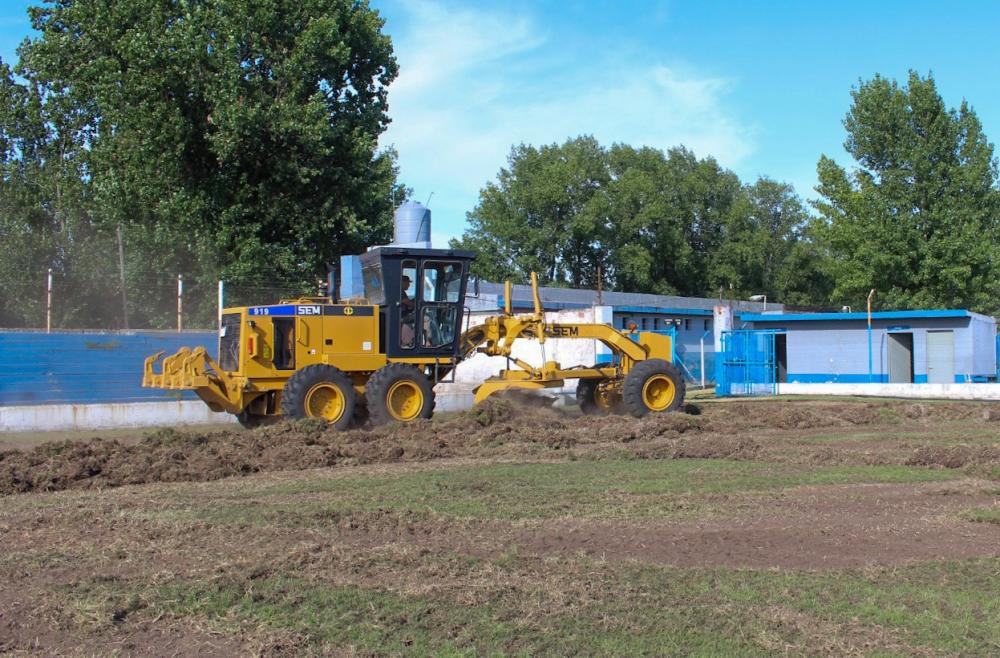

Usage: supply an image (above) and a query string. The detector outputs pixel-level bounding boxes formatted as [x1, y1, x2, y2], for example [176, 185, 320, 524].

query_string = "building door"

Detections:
[887, 332, 913, 383]
[926, 330, 955, 384]
[774, 334, 788, 383]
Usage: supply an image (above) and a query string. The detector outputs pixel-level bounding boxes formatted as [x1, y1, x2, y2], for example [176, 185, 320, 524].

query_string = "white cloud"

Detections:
[380, 0, 756, 245]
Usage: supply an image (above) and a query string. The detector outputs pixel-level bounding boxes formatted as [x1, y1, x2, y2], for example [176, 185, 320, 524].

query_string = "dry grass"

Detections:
[2, 398, 1000, 655]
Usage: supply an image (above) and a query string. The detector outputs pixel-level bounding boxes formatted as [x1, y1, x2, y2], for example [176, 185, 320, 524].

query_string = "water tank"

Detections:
[393, 201, 431, 247]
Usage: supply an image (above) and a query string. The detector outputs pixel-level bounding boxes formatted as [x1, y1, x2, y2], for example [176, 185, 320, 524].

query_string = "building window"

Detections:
[704, 319, 710, 331]
[684, 319, 690, 331]
[620, 316, 630, 329]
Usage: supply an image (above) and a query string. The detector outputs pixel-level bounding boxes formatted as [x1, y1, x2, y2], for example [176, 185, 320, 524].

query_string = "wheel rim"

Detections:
[386, 381, 424, 421]
[304, 383, 346, 422]
[641, 374, 675, 411]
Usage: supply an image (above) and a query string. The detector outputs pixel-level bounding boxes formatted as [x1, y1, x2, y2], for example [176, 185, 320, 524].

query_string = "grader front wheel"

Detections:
[366, 363, 435, 425]
[622, 359, 685, 417]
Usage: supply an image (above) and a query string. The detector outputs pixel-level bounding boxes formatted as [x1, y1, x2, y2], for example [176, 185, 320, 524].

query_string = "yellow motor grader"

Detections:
[143, 246, 685, 428]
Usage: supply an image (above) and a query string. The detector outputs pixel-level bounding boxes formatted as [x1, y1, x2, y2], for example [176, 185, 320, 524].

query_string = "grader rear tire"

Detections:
[622, 359, 685, 418]
[366, 363, 435, 425]
[281, 364, 357, 430]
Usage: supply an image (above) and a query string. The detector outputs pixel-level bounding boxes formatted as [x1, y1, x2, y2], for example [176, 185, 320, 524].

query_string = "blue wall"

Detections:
[0, 330, 217, 406]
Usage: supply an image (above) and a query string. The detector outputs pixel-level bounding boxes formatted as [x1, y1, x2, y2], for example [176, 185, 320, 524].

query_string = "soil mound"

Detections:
[4, 398, 1000, 496]
[905, 445, 1000, 469]
[705, 400, 1000, 432]
[0, 400, 575, 495]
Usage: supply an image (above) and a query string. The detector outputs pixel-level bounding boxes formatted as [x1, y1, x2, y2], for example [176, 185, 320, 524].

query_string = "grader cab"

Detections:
[143, 246, 685, 428]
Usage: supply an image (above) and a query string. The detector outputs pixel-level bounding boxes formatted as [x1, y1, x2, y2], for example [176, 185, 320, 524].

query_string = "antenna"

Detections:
[424, 192, 434, 207]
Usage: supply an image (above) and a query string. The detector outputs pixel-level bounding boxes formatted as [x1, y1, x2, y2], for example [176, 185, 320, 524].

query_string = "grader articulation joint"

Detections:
[143, 248, 685, 427]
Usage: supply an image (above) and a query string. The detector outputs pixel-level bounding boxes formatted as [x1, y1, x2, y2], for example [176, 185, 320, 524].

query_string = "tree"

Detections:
[454, 136, 609, 287]
[711, 178, 831, 305]
[814, 71, 1000, 313]
[454, 137, 752, 297]
[1, 0, 406, 328]
[0, 57, 114, 328]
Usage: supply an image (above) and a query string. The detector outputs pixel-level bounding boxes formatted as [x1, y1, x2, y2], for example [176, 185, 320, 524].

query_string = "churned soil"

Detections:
[513, 479, 1000, 569]
[3, 398, 1000, 495]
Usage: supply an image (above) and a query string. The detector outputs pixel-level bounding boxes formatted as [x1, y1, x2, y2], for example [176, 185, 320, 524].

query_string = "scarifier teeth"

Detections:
[142, 351, 166, 388]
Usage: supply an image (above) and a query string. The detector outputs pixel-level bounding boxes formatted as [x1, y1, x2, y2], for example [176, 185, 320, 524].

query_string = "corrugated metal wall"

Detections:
[0, 330, 217, 406]
[748, 316, 995, 383]
[970, 314, 997, 377]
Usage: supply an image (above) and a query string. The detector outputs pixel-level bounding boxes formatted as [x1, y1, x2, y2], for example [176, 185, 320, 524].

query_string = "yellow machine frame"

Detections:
[461, 274, 672, 404]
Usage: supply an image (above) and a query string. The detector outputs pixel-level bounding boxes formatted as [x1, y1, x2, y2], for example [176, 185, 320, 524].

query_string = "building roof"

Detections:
[742, 309, 977, 323]
[477, 281, 774, 314]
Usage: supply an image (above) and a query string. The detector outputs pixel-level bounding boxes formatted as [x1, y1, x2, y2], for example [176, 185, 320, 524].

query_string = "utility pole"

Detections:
[217, 280, 224, 328]
[867, 289, 876, 383]
[46, 268, 52, 333]
[116, 223, 129, 329]
[177, 274, 183, 332]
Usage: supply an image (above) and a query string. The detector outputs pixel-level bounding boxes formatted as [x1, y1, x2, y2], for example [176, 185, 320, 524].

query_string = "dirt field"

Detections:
[2, 397, 999, 656]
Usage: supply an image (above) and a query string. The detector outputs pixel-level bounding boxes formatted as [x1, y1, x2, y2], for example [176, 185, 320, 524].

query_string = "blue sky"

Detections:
[4, 1, 1000, 245]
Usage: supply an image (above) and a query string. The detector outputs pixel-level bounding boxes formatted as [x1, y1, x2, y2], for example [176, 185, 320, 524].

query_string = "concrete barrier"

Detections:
[0, 401, 237, 432]
[778, 382, 1000, 400]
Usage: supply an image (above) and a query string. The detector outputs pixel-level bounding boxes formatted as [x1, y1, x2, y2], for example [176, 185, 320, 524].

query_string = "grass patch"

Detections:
[62, 554, 1000, 656]
[963, 506, 1000, 525]
[150, 459, 961, 528]
[151, 573, 767, 657]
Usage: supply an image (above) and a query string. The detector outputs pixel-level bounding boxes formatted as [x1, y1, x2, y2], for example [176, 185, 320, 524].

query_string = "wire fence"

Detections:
[0, 270, 322, 331]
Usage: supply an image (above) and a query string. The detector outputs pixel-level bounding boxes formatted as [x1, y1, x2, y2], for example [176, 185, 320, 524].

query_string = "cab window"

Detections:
[420, 306, 458, 348]
[400, 260, 417, 349]
[362, 262, 385, 305]
[422, 261, 461, 303]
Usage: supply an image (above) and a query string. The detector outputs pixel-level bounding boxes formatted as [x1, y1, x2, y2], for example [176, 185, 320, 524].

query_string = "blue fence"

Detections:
[716, 330, 776, 397]
[0, 330, 217, 406]
[675, 346, 715, 386]
[595, 327, 716, 385]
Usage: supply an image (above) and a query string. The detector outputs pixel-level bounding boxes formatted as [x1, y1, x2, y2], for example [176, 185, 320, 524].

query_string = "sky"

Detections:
[3, 0, 1000, 246]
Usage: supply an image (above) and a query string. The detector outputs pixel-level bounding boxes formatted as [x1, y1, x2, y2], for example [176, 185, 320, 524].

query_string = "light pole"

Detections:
[867, 289, 876, 383]
[749, 294, 767, 312]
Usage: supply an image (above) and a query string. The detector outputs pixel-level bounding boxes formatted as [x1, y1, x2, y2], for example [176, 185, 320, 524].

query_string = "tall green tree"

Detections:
[454, 136, 609, 287]
[712, 178, 831, 305]
[455, 137, 790, 299]
[815, 71, 1000, 312]
[1, 0, 406, 328]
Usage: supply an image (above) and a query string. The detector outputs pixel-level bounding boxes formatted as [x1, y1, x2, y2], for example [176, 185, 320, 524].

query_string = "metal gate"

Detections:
[716, 330, 776, 397]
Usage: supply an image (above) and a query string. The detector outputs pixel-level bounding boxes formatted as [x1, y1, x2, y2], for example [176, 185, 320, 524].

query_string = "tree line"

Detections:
[454, 72, 1000, 315]
[1, 1, 998, 328]
[0, 0, 405, 329]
